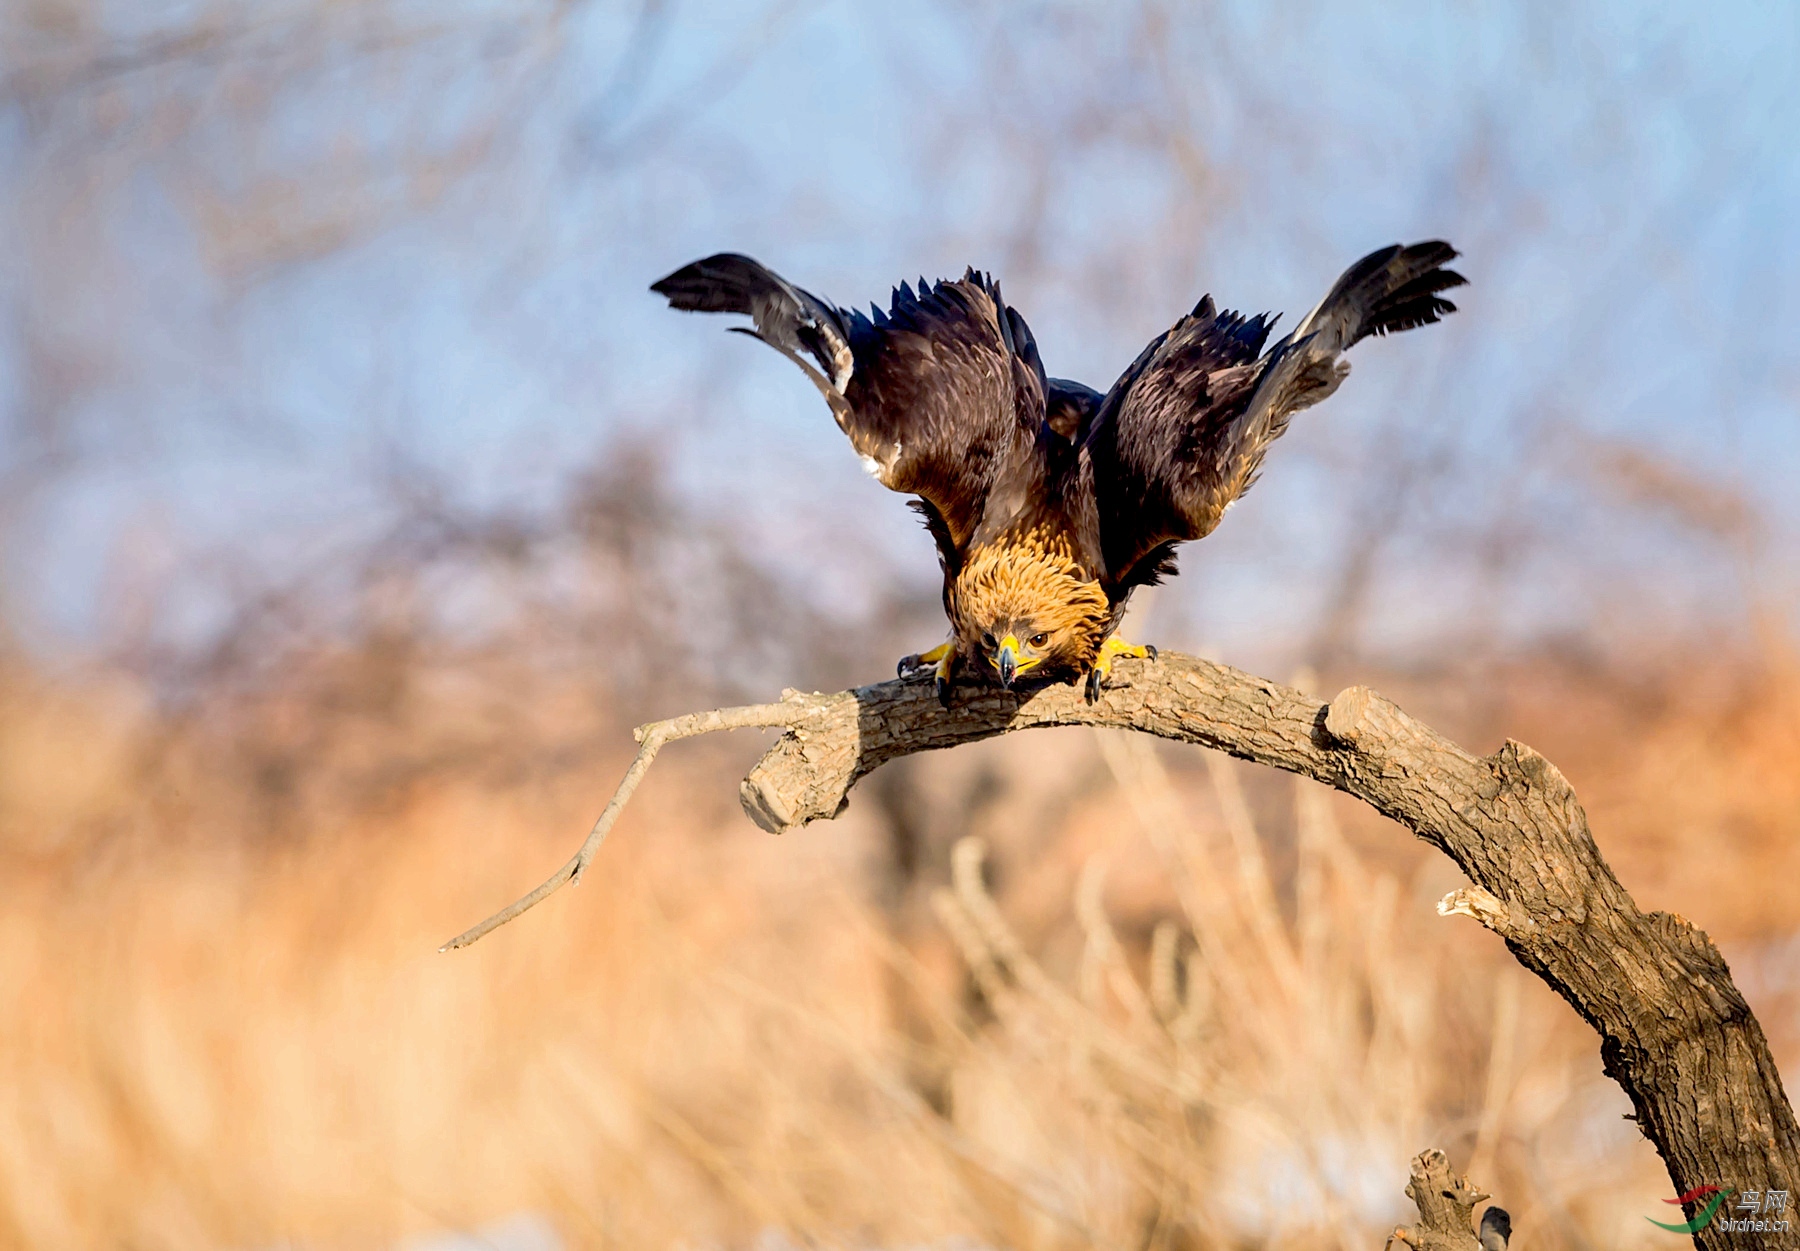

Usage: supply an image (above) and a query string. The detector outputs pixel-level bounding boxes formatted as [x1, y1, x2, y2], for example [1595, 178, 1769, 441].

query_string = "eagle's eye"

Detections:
[1028, 632, 1050, 648]
[980, 632, 997, 650]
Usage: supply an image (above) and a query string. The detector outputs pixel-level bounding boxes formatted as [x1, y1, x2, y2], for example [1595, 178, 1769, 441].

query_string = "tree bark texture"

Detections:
[738, 652, 1799, 1251]
[1388, 1149, 1495, 1251]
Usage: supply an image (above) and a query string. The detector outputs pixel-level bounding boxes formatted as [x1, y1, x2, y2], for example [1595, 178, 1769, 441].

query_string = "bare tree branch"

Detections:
[439, 700, 799, 950]
[1385, 1149, 1494, 1251]
[445, 650, 1799, 1250]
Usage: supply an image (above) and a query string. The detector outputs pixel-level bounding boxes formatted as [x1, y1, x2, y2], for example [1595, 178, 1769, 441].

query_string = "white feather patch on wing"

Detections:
[858, 441, 902, 486]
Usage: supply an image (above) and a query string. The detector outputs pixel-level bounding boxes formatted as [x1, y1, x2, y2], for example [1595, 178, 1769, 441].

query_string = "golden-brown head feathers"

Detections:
[949, 527, 1111, 683]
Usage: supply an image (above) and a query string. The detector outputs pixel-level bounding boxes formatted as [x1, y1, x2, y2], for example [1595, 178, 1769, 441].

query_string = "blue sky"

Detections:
[3, 0, 1798, 667]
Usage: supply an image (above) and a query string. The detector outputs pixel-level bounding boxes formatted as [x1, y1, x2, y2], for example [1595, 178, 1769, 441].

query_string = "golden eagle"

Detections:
[652, 243, 1464, 704]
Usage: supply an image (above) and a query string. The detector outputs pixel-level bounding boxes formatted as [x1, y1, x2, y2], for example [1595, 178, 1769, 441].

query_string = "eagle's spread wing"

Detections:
[1081, 298, 1278, 591]
[651, 254, 1046, 570]
[1084, 241, 1464, 592]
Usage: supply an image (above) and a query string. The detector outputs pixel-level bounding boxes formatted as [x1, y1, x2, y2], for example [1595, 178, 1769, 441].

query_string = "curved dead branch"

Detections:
[445, 650, 1798, 1251]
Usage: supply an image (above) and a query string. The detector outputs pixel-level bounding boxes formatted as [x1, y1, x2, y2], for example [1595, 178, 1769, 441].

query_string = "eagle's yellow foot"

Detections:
[1083, 636, 1158, 703]
[897, 640, 952, 677]
[898, 641, 958, 708]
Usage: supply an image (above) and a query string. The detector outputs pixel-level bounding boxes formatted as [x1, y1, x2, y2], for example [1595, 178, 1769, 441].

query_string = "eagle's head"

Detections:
[950, 532, 1111, 687]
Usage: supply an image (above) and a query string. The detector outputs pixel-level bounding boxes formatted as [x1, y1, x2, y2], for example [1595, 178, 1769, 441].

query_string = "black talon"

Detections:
[935, 676, 953, 708]
[1144, 644, 1158, 660]
[897, 655, 915, 678]
[1084, 668, 1103, 704]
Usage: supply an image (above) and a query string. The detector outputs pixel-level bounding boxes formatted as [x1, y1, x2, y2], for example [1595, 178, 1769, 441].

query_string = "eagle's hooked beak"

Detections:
[995, 635, 1020, 688]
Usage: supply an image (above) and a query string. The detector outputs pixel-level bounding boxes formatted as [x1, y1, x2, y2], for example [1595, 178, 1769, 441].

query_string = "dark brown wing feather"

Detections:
[840, 273, 1047, 562]
[1085, 242, 1464, 595]
[652, 254, 1047, 572]
[1082, 296, 1277, 592]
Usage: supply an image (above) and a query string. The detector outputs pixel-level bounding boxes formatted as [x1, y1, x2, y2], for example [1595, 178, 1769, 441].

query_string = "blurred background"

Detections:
[2, 1, 1797, 1247]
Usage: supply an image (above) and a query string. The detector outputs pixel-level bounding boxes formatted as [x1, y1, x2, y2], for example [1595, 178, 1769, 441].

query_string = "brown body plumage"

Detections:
[652, 243, 1465, 702]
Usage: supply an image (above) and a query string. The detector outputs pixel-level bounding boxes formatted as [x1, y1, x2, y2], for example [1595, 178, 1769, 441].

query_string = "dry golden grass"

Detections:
[0, 629, 1793, 1250]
